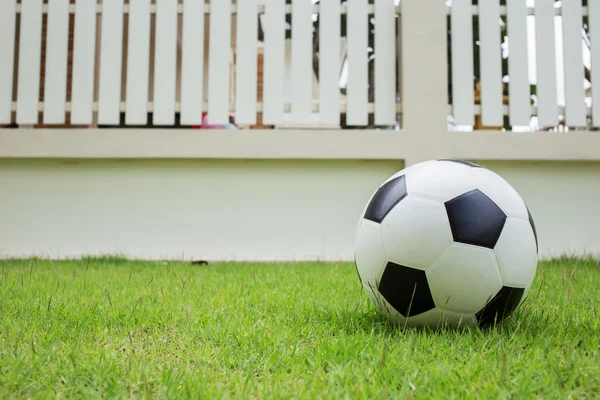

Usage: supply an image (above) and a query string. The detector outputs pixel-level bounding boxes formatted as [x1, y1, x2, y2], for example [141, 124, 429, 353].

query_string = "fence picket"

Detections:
[16, 0, 43, 124]
[180, 0, 205, 125]
[374, 0, 396, 126]
[291, 0, 313, 124]
[562, 0, 587, 127]
[153, 0, 178, 125]
[535, 0, 558, 127]
[591, 0, 600, 126]
[478, 0, 503, 127]
[43, 0, 70, 125]
[450, 0, 474, 126]
[0, 1, 17, 124]
[125, 0, 151, 125]
[235, 0, 258, 125]
[207, 0, 231, 125]
[346, 0, 368, 126]
[97, 0, 124, 125]
[71, 0, 97, 125]
[262, 0, 285, 125]
[506, 0, 530, 126]
[318, 0, 341, 126]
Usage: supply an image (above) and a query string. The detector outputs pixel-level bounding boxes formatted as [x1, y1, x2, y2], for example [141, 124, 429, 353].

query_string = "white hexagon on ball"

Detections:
[381, 195, 453, 271]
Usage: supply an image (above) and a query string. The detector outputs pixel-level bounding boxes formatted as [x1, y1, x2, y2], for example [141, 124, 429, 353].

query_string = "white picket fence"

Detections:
[1, 0, 599, 161]
[0, 0, 400, 128]
[450, 0, 597, 131]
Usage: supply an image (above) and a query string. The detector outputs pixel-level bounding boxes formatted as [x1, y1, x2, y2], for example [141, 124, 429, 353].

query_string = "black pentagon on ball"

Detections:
[445, 189, 507, 249]
[364, 175, 407, 224]
[437, 159, 483, 168]
[475, 286, 525, 328]
[378, 262, 435, 317]
[527, 207, 539, 253]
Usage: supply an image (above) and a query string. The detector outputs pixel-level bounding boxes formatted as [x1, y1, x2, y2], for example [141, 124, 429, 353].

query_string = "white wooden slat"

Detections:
[478, 0, 503, 127]
[43, 0, 70, 124]
[71, 0, 97, 125]
[318, 0, 341, 126]
[535, 0, 558, 127]
[450, 0, 474, 126]
[506, 0, 530, 126]
[290, 0, 313, 124]
[262, 0, 285, 125]
[374, 0, 396, 126]
[0, 1, 17, 124]
[125, 0, 151, 125]
[346, 0, 368, 126]
[181, 0, 205, 125]
[16, 0, 43, 124]
[590, 0, 600, 126]
[562, 0, 586, 127]
[153, 0, 178, 125]
[97, 0, 124, 125]
[234, 0, 258, 125]
[206, 0, 231, 125]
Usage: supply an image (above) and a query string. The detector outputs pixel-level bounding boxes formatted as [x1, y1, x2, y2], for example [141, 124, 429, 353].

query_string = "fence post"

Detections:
[400, 0, 449, 164]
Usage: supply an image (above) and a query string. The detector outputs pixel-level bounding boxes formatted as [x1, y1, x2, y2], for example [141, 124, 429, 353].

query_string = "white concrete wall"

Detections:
[0, 159, 401, 261]
[1, 159, 599, 261]
[476, 160, 600, 260]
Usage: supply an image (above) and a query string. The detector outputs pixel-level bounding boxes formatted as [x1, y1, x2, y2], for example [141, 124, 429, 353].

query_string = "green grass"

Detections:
[0, 257, 599, 399]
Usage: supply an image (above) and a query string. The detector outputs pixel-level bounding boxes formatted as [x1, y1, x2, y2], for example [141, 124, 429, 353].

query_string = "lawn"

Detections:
[0, 257, 599, 399]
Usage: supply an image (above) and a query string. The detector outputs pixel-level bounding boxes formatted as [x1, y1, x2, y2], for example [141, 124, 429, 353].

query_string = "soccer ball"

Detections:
[354, 159, 538, 329]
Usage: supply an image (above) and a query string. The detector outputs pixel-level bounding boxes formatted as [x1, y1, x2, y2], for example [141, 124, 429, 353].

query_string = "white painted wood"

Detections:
[346, 0, 368, 126]
[0, 1, 17, 124]
[43, 0, 70, 124]
[374, 0, 396, 126]
[400, 0, 448, 135]
[478, 0, 503, 127]
[318, 0, 341, 126]
[291, 0, 312, 124]
[97, 0, 125, 125]
[125, 0, 151, 125]
[506, 0, 530, 126]
[262, 0, 285, 125]
[153, 0, 178, 125]
[16, 0, 43, 124]
[180, 0, 205, 125]
[590, 0, 600, 126]
[562, 0, 587, 127]
[4, 127, 600, 161]
[71, 0, 97, 125]
[450, 0, 474, 126]
[234, 0, 258, 125]
[534, 0, 558, 127]
[207, 0, 231, 125]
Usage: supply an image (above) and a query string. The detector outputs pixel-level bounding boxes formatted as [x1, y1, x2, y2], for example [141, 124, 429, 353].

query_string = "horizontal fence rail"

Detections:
[0, 0, 402, 130]
[449, 0, 597, 132]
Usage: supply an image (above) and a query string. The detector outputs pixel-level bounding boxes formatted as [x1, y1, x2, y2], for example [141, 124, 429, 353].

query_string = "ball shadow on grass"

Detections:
[309, 299, 558, 340]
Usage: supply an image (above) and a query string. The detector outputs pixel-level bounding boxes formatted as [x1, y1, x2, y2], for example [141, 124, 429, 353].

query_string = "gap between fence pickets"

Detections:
[14, 3, 401, 15]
